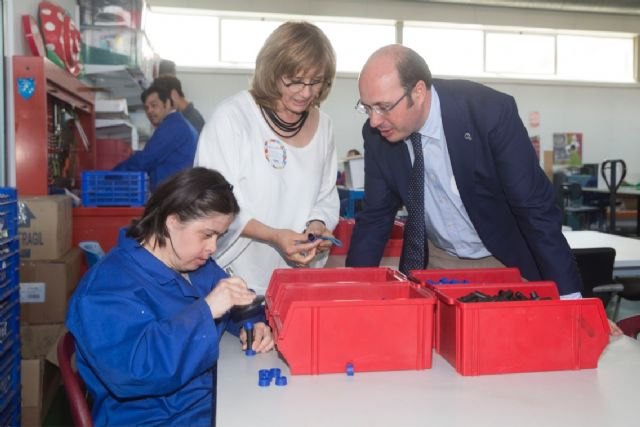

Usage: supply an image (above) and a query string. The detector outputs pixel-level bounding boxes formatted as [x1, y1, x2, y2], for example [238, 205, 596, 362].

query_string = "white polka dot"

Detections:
[44, 22, 55, 31]
[46, 43, 55, 50]
[57, 12, 64, 21]
[41, 8, 52, 15]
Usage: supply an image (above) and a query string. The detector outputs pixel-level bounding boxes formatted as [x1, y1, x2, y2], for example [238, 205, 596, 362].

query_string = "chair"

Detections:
[571, 247, 623, 313]
[616, 315, 640, 339]
[564, 183, 601, 230]
[58, 331, 93, 427]
[612, 276, 640, 321]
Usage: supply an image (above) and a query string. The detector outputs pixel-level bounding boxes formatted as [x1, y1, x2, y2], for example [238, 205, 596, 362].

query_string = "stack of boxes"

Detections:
[18, 195, 83, 425]
[0, 188, 20, 426]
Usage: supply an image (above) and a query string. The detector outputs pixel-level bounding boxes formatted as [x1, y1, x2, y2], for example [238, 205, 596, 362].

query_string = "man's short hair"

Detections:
[154, 75, 185, 98]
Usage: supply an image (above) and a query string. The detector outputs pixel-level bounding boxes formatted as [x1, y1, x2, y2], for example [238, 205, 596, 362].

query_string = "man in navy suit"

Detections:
[345, 44, 583, 297]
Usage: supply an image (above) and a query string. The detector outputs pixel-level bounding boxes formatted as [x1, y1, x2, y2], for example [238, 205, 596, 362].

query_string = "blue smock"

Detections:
[114, 111, 197, 189]
[66, 231, 262, 426]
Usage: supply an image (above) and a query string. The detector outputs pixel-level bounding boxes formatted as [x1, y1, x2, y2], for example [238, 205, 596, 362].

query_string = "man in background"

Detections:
[155, 65, 206, 134]
[114, 84, 197, 189]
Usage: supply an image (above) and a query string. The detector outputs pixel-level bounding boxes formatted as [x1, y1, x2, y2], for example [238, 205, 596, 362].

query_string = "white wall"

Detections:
[178, 69, 640, 182]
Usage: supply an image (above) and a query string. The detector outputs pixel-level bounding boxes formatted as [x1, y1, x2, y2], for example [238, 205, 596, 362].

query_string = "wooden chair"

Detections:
[57, 331, 93, 427]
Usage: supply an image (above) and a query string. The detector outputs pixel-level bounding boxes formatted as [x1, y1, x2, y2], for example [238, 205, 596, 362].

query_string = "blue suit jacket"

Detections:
[345, 79, 582, 295]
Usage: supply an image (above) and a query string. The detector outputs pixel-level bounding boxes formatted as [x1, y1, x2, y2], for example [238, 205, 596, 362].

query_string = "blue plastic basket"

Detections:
[82, 171, 148, 207]
[0, 188, 17, 241]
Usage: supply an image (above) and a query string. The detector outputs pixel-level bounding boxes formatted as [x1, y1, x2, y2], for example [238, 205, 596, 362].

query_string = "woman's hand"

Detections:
[205, 276, 256, 319]
[239, 322, 275, 353]
[305, 220, 336, 252]
[274, 229, 322, 267]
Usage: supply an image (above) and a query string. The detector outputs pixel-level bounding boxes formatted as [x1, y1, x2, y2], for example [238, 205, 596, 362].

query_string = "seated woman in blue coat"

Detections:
[66, 167, 274, 426]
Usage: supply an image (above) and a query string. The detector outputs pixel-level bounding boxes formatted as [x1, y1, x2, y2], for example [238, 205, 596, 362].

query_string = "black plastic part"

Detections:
[230, 294, 266, 322]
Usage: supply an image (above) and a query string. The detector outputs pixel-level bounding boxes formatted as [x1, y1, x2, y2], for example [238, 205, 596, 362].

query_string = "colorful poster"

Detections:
[553, 132, 582, 166]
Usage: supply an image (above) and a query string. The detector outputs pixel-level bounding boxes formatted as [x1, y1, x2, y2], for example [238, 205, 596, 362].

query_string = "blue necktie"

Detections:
[400, 132, 426, 274]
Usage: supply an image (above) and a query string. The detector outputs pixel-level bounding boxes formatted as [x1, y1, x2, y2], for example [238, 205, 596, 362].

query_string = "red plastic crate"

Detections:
[270, 280, 435, 375]
[411, 268, 522, 289]
[411, 268, 523, 353]
[432, 282, 609, 375]
[266, 267, 405, 307]
[330, 218, 403, 257]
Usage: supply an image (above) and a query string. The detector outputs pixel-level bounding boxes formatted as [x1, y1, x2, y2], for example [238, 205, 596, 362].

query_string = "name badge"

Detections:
[264, 139, 287, 169]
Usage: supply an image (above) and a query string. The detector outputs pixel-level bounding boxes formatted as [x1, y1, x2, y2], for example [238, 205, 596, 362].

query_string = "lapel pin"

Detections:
[464, 132, 472, 141]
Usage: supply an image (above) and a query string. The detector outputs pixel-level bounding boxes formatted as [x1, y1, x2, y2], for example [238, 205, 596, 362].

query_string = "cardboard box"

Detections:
[21, 323, 65, 427]
[20, 248, 83, 325]
[18, 195, 73, 260]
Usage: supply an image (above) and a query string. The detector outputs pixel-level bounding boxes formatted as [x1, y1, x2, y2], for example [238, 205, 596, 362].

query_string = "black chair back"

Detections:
[571, 247, 616, 306]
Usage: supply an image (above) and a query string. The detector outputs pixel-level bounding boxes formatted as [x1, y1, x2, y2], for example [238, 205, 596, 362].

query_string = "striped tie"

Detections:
[400, 132, 426, 274]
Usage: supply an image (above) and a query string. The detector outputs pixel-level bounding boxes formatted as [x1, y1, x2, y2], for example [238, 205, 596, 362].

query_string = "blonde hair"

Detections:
[251, 21, 336, 110]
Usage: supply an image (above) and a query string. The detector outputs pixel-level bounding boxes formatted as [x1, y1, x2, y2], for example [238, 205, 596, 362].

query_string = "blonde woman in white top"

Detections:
[195, 21, 340, 293]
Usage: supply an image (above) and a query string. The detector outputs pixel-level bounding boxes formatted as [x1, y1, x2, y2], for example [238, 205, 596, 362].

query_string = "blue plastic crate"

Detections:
[82, 170, 148, 207]
[0, 353, 19, 403]
[0, 188, 17, 241]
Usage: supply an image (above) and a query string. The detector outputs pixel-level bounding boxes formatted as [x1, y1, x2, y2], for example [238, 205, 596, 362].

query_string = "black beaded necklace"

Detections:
[260, 106, 309, 138]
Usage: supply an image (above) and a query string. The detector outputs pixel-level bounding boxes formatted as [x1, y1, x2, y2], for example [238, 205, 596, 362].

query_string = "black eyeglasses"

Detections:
[355, 92, 410, 116]
[282, 77, 326, 93]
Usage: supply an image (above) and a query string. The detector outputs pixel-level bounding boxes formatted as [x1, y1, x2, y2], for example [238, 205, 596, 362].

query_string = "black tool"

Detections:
[230, 294, 265, 322]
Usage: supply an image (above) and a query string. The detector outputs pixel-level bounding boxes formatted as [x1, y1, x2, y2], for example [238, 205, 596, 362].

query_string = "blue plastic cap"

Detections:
[259, 369, 271, 379]
[270, 368, 281, 379]
[346, 362, 355, 376]
[275, 376, 288, 386]
[245, 348, 256, 356]
[243, 321, 254, 330]
[258, 378, 271, 387]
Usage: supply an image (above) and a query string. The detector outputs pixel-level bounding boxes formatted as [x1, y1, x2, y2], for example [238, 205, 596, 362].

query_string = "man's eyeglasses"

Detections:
[355, 92, 409, 116]
[282, 78, 325, 93]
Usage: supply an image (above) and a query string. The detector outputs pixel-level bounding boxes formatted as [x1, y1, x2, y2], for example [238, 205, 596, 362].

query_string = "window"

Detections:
[485, 32, 556, 76]
[219, 18, 283, 65]
[403, 24, 484, 76]
[314, 20, 395, 72]
[557, 34, 635, 82]
[146, 8, 637, 84]
[146, 10, 218, 67]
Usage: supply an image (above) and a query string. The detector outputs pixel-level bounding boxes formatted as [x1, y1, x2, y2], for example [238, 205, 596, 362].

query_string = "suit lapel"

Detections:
[436, 83, 476, 209]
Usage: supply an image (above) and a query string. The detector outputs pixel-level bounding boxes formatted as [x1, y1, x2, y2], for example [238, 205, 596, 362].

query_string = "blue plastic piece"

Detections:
[244, 321, 255, 356]
[346, 362, 354, 376]
[269, 368, 281, 379]
[275, 376, 288, 386]
[258, 378, 271, 387]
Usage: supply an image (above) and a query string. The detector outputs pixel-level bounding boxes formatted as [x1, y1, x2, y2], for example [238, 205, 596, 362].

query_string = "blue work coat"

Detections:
[114, 111, 198, 189]
[66, 232, 260, 426]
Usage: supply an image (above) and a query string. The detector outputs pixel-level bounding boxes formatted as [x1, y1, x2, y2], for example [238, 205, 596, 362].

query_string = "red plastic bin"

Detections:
[410, 267, 522, 289]
[432, 282, 609, 375]
[330, 218, 403, 257]
[270, 280, 435, 375]
[411, 268, 523, 353]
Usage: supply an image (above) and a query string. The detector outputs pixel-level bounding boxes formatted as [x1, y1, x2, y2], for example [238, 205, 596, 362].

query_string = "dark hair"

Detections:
[127, 167, 239, 248]
[154, 75, 185, 98]
[158, 59, 177, 76]
[141, 84, 172, 105]
[396, 47, 433, 97]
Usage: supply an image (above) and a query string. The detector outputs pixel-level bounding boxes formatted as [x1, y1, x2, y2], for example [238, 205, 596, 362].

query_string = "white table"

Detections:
[217, 334, 640, 427]
[563, 230, 640, 277]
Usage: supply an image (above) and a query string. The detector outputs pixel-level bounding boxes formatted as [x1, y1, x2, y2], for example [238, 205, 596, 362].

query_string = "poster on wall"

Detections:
[530, 135, 540, 159]
[553, 132, 582, 166]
